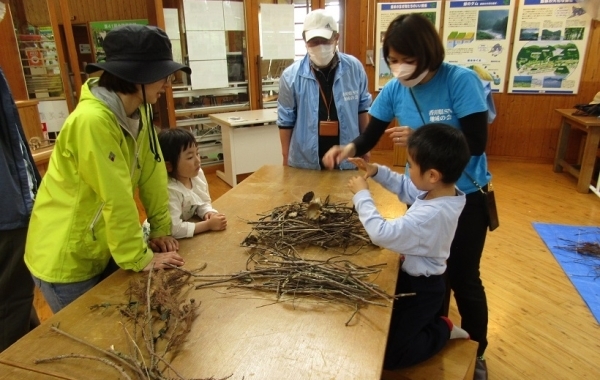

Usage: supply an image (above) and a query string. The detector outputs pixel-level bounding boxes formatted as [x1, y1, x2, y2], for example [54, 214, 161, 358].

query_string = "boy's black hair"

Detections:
[157, 128, 197, 178]
[98, 71, 138, 94]
[382, 13, 445, 80]
[408, 123, 470, 184]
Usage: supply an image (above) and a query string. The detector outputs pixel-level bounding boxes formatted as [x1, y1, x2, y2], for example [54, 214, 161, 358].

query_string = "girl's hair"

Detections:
[408, 123, 470, 184]
[98, 71, 138, 94]
[158, 128, 197, 178]
[382, 14, 445, 80]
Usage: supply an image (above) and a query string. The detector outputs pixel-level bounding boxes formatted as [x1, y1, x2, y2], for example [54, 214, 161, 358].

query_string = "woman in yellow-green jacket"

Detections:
[24, 25, 189, 313]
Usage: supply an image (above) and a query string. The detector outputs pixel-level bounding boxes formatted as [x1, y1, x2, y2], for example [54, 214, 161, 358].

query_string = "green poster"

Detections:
[89, 19, 148, 62]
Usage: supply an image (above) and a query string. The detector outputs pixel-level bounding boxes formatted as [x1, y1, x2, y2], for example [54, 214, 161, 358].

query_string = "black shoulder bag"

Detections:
[464, 173, 500, 231]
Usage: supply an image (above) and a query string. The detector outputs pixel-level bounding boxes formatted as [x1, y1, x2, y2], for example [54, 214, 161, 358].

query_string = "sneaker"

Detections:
[474, 357, 488, 380]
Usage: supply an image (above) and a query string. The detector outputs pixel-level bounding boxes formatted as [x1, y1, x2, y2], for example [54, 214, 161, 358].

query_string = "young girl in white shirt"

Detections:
[158, 128, 227, 239]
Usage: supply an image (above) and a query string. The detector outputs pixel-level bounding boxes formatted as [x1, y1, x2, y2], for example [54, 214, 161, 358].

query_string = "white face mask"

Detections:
[389, 63, 429, 88]
[307, 44, 336, 67]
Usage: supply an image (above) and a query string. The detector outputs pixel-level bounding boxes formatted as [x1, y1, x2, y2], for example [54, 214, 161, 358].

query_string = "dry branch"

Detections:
[193, 245, 413, 323]
[242, 192, 372, 254]
[35, 267, 224, 380]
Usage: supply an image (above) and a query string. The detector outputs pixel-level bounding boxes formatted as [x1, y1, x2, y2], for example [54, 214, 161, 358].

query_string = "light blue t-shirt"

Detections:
[370, 62, 491, 194]
[352, 165, 466, 277]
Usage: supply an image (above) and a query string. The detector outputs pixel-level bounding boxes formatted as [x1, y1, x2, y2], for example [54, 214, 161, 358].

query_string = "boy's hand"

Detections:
[348, 175, 369, 194]
[207, 213, 227, 231]
[347, 157, 378, 179]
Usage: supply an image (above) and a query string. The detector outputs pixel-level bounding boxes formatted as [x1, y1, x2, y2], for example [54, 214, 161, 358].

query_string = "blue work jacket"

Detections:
[277, 53, 372, 170]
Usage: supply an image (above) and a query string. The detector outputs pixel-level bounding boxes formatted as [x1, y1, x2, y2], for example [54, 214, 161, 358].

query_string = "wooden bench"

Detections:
[381, 339, 478, 380]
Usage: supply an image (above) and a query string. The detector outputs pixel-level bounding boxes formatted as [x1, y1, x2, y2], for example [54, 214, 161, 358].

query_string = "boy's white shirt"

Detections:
[167, 169, 217, 238]
[352, 165, 466, 277]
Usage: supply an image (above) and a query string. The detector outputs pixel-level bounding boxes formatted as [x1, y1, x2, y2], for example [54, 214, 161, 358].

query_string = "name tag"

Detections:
[319, 120, 339, 137]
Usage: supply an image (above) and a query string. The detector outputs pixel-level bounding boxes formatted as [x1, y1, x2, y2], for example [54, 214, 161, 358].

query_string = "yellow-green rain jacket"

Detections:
[25, 79, 171, 282]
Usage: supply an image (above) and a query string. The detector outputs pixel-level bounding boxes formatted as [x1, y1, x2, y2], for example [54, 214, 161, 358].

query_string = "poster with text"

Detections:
[442, 1, 515, 93]
[376, 2, 442, 90]
[508, 0, 592, 94]
[89, 20, 148, 63]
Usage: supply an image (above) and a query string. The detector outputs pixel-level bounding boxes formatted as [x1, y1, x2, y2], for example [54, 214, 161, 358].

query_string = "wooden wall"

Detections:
[14, 0, 148, 26]
[4, 0, 598, 162]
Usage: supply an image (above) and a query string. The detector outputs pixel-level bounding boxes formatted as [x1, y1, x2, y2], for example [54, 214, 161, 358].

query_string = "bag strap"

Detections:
[409, 88, 427, 126]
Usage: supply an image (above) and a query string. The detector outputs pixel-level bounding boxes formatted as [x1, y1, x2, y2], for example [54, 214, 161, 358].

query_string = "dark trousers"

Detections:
[384, 271, 450, 370]
[442, 189, 489, 357]
[0, 228, 39, 352]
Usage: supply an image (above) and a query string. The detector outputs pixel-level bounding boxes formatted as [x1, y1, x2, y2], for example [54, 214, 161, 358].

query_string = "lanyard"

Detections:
[312, 68, 334, 121]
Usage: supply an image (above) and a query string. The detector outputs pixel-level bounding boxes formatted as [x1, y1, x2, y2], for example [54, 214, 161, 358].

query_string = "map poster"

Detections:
[508, 0, 592, 94]
[442, 1, 515, 93]
[375, 2, 442, 90]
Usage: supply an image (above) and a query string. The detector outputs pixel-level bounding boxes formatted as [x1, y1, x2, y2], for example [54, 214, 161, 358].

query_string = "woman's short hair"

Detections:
[408, 123, 470, 184]
[158, 128, 197, 178]
[98, 72, 137, 94]
[382, 14, 445, 79]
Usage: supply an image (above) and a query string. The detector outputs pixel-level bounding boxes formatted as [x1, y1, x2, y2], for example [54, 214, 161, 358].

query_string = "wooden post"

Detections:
[146, 0, 176, 128]
[0, 4, 28, 100]
[57, 0, 83, 101]
[246, 0, 260, 110]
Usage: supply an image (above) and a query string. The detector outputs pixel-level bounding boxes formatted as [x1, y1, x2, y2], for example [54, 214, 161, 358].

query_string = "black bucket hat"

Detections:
[85, 24, 191, 84]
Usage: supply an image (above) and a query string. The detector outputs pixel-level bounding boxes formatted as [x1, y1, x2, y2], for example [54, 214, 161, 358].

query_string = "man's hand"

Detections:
[322, 143, 356, 169]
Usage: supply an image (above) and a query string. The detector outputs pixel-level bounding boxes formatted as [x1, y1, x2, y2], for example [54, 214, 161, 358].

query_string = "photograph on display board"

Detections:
[375, 2, 442, 90]
[442, 1, 515, 93]
[508, 0, 591, 94]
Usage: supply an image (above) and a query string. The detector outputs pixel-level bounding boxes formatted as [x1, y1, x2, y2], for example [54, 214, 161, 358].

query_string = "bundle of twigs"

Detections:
[192, 245, 411, 324]
[242, 192, 372, 254]
[35, 266, 227, 380]
[559, 241, 600, 258]
[558, 237, 600, 277]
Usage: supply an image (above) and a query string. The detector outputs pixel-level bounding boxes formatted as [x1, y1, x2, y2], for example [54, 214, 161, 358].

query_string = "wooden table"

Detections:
[209, 109, 281, 187]
[0, 362, 66, 379]
[0, 165, 402, 380]
[553, 109, 600, 193]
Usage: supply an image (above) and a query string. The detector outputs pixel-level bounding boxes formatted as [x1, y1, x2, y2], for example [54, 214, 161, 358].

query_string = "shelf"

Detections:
[175, 103, 250, 116]
[172, 85, 249, 98]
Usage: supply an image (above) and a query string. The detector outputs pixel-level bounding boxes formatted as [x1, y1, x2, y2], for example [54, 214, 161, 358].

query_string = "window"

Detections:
[293, 1, 341, 60]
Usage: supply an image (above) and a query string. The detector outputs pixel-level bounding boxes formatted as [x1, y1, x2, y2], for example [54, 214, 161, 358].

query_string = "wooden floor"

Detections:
[33, 150, 600, 379]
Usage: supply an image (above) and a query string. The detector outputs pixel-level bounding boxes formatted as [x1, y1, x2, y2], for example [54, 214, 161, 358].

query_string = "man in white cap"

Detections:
[277, 9, 372, 170]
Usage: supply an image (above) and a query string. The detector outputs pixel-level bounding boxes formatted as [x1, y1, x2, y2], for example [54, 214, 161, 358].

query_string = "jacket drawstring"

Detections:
[141, 85, 161, 162]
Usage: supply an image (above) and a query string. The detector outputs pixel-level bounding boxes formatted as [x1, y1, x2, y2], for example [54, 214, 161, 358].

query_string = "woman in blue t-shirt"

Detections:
[323, 14, 491, 380]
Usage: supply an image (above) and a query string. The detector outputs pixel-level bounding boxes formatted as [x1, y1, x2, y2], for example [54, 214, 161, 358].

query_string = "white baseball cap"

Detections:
[303, 9, 338, 41]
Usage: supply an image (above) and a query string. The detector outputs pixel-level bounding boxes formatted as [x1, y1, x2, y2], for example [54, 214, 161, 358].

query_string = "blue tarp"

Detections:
[532, 223, 600, 324]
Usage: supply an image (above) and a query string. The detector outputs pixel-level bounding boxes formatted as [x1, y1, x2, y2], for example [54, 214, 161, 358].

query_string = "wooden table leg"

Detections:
[577, 127, 600, 193]
[553, 118, 571, 173]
